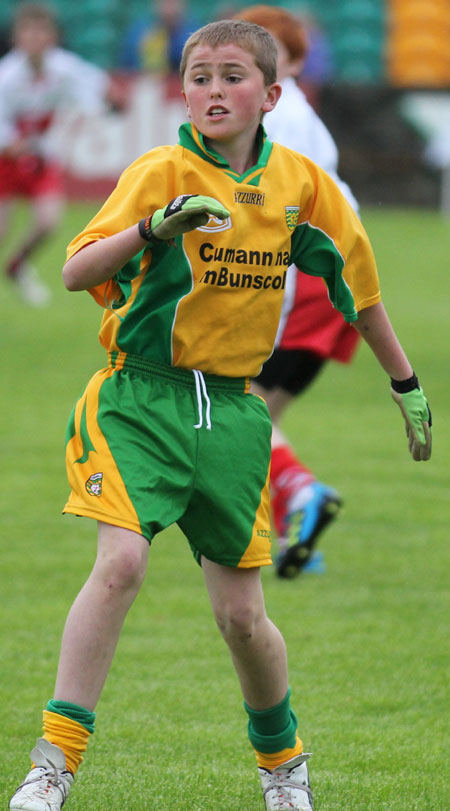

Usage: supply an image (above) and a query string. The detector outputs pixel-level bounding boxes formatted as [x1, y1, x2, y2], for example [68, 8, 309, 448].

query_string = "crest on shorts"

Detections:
[85, 472, 103, 497]
[285, 205, 299, 230]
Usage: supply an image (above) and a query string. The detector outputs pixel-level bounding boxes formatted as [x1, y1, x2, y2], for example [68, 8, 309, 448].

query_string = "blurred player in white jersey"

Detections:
[0, 3, 109, 306]
[236, 5, 361, 578]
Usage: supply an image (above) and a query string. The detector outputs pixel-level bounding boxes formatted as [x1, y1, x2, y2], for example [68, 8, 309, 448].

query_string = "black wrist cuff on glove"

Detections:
[390, 372, 420, 393]
[138, 215, 163, 243]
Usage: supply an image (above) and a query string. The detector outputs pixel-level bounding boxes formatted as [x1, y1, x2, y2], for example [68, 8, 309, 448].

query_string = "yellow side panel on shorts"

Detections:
[63, 367, 142, 535]
[238, 465, 273, 568]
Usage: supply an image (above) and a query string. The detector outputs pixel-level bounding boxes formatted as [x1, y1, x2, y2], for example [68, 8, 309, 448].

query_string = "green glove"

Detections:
[390, 374, 432, 461]
[139, 194, 230, 243]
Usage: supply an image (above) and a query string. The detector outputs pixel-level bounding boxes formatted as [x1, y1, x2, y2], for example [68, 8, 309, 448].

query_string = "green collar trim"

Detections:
[178, 122, 272, 185]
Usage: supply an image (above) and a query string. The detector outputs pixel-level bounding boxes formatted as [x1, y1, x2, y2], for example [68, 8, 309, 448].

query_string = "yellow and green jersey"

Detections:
[67, 123, 380, 378]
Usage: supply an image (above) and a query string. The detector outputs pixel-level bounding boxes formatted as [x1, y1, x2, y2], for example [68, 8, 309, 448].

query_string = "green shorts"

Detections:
[64, 353, 273, 568]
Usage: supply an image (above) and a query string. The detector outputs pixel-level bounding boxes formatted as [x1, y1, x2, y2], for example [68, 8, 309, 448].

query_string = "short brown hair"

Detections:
[233, 5, 308, 63]
[13, 2, 58, 30]
[180, 19, 278, 86]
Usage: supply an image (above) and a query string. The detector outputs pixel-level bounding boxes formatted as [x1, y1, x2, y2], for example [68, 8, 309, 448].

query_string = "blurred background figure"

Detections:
[0, 2, 111, 306]
[235, 5, 361, 579]
[119, 0, 199, 148]
[120, 0, 197, 89]
[296, 10, 335, 108]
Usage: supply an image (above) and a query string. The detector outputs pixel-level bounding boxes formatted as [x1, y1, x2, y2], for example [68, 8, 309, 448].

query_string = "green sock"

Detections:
[244, 689, 297, 753]
[46, 699, 96, 734]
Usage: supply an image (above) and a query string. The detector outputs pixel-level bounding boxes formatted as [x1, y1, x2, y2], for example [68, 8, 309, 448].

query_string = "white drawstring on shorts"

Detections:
[193, 369, 212, 430]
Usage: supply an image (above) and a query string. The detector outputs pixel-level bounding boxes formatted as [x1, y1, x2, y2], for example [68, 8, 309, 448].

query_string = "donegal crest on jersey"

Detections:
[285, 206, 300, 230]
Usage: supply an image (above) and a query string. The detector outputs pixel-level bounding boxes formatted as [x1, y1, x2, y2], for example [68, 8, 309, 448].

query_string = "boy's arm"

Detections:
[63, 195, 230, 291]
[354, 301, 413, 379]
[354, 301, 432, 461]
[63, 223, 146, 290]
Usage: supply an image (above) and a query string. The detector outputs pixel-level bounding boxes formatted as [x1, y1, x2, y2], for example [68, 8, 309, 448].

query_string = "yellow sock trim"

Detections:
[255, 735, 303, 770]
[38, 710, 91, 775]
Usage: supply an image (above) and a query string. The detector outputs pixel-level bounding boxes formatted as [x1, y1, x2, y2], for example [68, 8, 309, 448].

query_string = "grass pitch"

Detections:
[1, 203, 449, 809]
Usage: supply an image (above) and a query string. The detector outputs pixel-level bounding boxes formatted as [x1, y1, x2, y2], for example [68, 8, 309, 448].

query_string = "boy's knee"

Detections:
[34, 200, 64, 234]
[215, 601, 261, 643]
[35, 216, 59, 237]
[95, 540, 148, 593]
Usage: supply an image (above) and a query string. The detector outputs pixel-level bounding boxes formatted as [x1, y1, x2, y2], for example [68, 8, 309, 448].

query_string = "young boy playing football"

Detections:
[0, 3, 109, 306]
[9, 19, 431, 811]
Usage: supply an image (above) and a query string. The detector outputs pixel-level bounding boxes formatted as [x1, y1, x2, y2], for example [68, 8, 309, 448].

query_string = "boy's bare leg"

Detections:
[6, 195, 64, 278]
[251, 380, 340, 579]
[54, 522, 149, 710]
[250, 380, 293, 429]
[201, 557, 288, 709]
[0, 199, 13, 247]
[32, 194, 64, 237]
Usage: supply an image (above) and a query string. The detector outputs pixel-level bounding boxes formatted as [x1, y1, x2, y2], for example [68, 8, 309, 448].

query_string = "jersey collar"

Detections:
[178, 122, 273, 185]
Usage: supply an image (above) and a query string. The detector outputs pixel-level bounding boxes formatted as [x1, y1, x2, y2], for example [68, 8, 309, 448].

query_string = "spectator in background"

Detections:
[120, 0, 198, 98]
[300, 12, 335, 88]
[119, 0, 200, 149]
[235, 5, 360, 579]
[0, 2, 110, 306]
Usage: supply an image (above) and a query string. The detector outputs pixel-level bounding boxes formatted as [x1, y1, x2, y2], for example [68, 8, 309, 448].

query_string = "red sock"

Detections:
[270, 446, 315, 535]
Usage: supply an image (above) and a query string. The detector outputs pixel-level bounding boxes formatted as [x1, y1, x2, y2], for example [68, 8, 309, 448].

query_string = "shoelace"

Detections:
[193, 369, 211, 430]
[26, 767, 68, 800]
[266, 771, 296, 798]
[263, 769, 312, 808]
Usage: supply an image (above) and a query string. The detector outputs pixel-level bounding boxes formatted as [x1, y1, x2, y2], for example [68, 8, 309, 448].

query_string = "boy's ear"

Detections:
[261, 82, 282, 114]
[182, 89, 192, 119]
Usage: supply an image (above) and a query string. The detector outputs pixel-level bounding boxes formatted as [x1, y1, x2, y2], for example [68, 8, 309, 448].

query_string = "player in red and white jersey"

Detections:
[236, 5, 361, 578]
[0, 3, 109, 305]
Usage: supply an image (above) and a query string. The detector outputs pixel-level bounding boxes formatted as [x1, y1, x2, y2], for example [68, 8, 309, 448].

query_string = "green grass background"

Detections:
[1, 204, 449, 809]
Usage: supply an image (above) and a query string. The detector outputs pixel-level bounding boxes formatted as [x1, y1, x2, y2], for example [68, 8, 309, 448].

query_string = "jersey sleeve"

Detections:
[57, 50, 109, 114]
[290, 158, 380, 322]
[65, 147, 175, 307]
[70, 60, 109, 114]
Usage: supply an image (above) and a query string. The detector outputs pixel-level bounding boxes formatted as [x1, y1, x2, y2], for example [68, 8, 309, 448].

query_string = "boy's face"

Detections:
[14, 19, 57, 57]
[182, 42, 281, 147]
